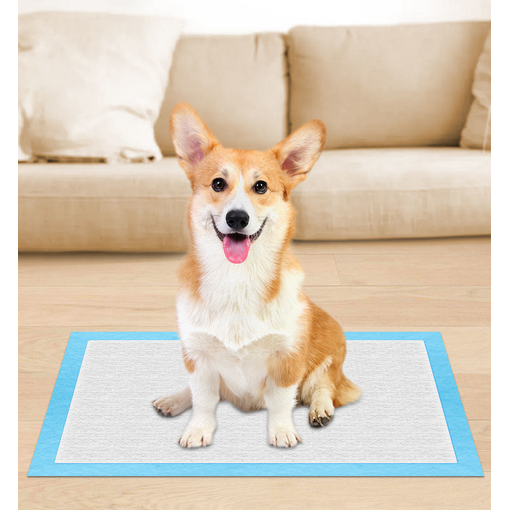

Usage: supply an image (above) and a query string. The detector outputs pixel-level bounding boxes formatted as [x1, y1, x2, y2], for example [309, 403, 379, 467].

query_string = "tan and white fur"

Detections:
[153, 103, 360, 448]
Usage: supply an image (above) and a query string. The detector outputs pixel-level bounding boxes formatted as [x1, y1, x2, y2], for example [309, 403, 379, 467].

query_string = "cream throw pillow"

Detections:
[18, 108, 32, 162]
[18, 12, 182, 163]
[461, 32, 491, 150]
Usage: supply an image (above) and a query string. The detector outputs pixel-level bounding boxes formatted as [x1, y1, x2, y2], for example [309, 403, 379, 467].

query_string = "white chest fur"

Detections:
[177, 240, 306, 399]
[177, 235, 306, 350]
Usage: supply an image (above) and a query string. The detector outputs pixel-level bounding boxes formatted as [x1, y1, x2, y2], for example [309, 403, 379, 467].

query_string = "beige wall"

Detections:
[19, 0, 491, 34]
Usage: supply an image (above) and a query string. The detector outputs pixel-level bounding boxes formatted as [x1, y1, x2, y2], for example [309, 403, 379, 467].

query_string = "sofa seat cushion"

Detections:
[292, 148, 491, 240]
[18, 159, 192, 252]
[18, 148, 490, 252]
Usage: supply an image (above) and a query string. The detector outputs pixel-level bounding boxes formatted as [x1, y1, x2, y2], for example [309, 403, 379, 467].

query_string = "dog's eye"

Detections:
[212, 178, 226, 192]
[254, 180, 267, 194]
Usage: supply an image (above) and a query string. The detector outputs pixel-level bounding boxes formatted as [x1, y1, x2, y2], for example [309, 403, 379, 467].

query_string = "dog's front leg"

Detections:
[179, 364, 220, 448]
[264, 378, 301, 448]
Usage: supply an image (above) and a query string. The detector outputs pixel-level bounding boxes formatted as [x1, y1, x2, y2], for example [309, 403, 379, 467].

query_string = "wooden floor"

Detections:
[18, 236, 491, 510]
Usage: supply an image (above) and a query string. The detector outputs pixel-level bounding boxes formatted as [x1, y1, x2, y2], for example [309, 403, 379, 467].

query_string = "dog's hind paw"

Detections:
[309, 404, 335, 427]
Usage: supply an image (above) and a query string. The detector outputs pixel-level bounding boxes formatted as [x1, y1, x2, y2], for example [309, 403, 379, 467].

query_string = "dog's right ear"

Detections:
[170, 103, 219, 180]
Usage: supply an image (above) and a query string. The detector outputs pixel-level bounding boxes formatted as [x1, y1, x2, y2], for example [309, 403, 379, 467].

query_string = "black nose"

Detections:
[226, 209, 249, 230]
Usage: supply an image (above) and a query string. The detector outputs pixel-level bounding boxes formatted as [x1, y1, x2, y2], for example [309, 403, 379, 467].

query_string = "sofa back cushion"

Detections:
[288, 22, 491, 148]
[154, 34, 288, 156]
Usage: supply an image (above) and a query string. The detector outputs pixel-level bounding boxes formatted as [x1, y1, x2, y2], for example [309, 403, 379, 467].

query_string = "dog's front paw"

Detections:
[268, 426, 301, 448]
[179, 425, 214, 448]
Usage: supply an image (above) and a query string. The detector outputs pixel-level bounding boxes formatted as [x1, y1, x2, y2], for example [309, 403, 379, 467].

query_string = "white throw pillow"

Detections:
[18, 12, 182, 163]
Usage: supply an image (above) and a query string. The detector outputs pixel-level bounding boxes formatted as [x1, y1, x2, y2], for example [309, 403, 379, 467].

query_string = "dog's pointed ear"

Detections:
[170, 103, 220, 180]
[271, 120, 326, 189]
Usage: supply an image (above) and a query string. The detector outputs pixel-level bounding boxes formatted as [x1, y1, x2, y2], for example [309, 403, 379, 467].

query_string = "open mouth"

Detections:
[211, 217, 267, 264]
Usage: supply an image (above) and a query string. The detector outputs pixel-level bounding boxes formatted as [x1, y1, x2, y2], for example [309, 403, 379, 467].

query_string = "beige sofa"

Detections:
[18, 22, 491, 252]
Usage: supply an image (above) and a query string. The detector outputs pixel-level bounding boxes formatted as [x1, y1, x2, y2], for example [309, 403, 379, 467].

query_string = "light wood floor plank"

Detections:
[18, 253, 341, 288]
[18, 287, 178, 328]
[469, 420, 491, 472]
[18, 253, 183, 287]
[18, 326, 169, 374]
[334, 254, 490, 286]
[19, 251, 491, 288]
[18, 473, 491, 510]
[453, 374, 491, 419]
[19, 286, 490, 328]
[306, 286, 490, 327]
[19, 237, 491, 288]
[291, 236, 491, 255]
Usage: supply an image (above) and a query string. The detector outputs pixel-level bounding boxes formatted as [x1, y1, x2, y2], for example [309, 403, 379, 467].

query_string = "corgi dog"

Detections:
[153, 103, 360, 448]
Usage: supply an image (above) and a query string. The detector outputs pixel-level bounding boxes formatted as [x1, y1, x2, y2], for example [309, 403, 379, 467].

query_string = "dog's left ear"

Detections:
[170, 103, 220, 180]
[271, 120, 326, 189]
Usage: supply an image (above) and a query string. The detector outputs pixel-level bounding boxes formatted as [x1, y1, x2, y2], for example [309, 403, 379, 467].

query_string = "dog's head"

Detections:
[170, 103, 326, 264]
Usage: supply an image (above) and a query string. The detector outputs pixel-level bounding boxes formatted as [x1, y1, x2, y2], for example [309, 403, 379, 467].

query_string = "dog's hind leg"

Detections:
[333, 373, 362, 408]
[152, 386, 192, 417]
[307, 377, 336, 427]
[306, 366, 361, 427]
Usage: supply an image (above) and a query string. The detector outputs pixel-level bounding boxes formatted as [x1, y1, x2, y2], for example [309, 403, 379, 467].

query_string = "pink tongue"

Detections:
[223, 235, 251, 263]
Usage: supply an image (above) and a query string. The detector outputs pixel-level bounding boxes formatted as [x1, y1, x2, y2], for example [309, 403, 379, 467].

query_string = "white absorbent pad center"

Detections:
[55, 340, 456, 464]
